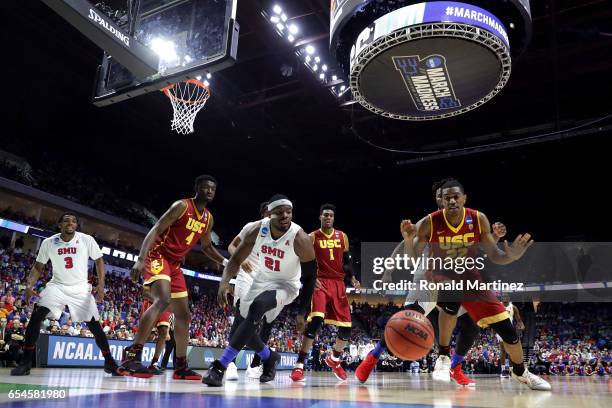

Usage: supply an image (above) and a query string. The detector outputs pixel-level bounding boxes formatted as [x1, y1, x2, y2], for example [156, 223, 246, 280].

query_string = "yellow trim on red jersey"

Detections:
[319, 228, 335, 239]
[428, 214, 433, 242]
[323, 319, 352, 327]
[442, 207, 466, 233]
[476, 311, 510, 328]
[144, 275, 171, 286]
[191, 199, 206, 221]
[476, 211, 482, 234]
[171, 291, 188, 299]
[156, 322, 170, 327]
[178, 199, 189, 219]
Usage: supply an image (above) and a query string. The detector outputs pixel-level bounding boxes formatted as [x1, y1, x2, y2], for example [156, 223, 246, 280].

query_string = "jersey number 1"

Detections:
[264, 257, 280, 272]
[64, 257, 73, 269]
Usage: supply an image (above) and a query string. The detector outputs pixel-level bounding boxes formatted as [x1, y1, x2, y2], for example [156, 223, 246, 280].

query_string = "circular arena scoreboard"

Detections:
[330, 0, 532, 121]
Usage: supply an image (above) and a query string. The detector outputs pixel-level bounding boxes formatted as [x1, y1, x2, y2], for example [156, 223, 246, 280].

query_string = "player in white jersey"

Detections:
[11, 213, 120, 376]
[498, 295, 524, 378]
[203, 194, 317, 386]
[225, 202, 270, 380]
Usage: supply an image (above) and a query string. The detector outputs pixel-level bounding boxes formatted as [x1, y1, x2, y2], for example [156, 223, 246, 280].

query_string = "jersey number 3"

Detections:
[264, 257, 280, 272]
[64, 257, 73, 269]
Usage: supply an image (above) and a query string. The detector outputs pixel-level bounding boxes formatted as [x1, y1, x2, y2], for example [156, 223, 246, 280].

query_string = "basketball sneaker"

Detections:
[226, 362, 239, 381]
[148, 362, 164, 375]
[355, 354, 378, 383]
[432, 355, 451, 382]
[260, 351, 281, 383]
[500, 368, 510, 378]
[450, 365, 475, 386]
[290, 365, 306, 382]
[511, 368, 551, 391]
[324, 354, 348, 381]
[119, 346, 153, 378]
[104, 358, 123, 376]
[247, 364, 263, 379]
[173, 365, 202, 380]
[10, 362, 31, 376]
[202, 360, 226, 387]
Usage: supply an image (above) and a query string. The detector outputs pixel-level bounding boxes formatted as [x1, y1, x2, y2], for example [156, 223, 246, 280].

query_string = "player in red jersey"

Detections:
[290, 204, 360, 382]
[401, 179, 550, 391]
[119, 175, 228, 378]
[141, 285, 172, 374]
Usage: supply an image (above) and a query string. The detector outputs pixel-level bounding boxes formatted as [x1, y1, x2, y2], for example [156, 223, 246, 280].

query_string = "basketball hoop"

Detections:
[162, 79, 211, 134]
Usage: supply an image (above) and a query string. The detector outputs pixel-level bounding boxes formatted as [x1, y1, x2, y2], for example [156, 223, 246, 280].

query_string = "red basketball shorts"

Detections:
[462, 290, 509, 328]
[143, 251, 188, 299]
[308, 278, 351, 327]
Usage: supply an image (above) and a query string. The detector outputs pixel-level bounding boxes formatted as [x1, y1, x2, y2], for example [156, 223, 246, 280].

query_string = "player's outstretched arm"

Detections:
[200, 217, 228, 266]
[294, 229, 317, 332]
[132, 200, 187, 281]
[478, 212, 533, 265]
[218, 221, 261, 307]
[228, 235, 253, 273]
[94, 256, 106, 303]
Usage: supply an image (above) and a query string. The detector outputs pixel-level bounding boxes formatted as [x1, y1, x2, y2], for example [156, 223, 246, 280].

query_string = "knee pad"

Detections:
[437, 302, 460, 316]
[305, 316, 323, 339]
[489, 319, 519, 344]
[337, 326, 351, 341]
[458, 314, 480, 337]
[404, 302, 425, 315]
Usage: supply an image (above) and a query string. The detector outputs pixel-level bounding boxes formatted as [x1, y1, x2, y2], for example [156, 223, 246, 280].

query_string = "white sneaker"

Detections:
[432, 355, 451, 382]
[226, 362, 239, 381]
[246, 364, 263, 379]
[511, 368, 551, 391]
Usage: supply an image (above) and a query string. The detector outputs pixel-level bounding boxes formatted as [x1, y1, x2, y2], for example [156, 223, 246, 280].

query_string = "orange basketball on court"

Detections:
[384, 310, 434, 361]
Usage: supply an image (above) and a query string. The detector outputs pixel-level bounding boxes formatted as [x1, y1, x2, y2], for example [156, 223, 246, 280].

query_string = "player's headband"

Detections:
[268, 199, 293, 211]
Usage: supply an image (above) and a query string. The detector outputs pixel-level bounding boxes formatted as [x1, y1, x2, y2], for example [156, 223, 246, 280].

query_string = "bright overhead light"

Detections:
[150, 38, 178, 62]
[287, 34, 295, 42]
[288, 24, 298, 34]
[340, 85, 346, 91]
[281, 14, 287, 22]
[314, 56, 320, 63]
[270, 15, 280, 23]
[276, 23, 284, 31]
[332, 75, 338, 81]
[273, 5, 282, 14]
[305, 45, 315, 54]
[206, 73, 212, 79]
[319, 73, 325, 79]
[313, 64, 318, 71]
[305, 55, 311, 62]
[322, 64, 328, 71]
[204, 80, 210, 87]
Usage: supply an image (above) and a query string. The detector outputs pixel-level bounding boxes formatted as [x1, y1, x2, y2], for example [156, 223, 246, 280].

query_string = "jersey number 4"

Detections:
[64, 257, 73, 269]
[264, 257, 280, 272]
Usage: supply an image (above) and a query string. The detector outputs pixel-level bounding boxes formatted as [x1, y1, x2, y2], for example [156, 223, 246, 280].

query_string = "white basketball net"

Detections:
[162, 80, 211, 134]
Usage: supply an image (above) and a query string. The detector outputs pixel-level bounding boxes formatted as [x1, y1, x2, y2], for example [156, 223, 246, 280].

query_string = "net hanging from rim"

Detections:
[162, 79, 211, 134]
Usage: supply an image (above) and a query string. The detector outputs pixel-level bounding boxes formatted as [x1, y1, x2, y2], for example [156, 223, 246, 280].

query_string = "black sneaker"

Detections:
[10, 362, 31, 376]
[202, 360, 226, 387]
[118, 346, 153, 378]
[148, 362, 164, 375]
[173, 365, 202, 380]
[260, 351, 281, 383]
[104, 358, 123, 376]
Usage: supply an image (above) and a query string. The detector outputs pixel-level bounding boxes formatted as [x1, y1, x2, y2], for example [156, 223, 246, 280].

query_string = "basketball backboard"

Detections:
[90, 0, 238, 106]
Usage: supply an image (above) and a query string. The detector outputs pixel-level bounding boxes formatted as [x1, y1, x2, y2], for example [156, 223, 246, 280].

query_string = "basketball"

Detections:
[384, 310, 434, 361]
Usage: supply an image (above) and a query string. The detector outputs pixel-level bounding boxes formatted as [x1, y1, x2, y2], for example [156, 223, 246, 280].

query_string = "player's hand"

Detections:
[241, 260, 253, 273]
[503, 233, 534, 261]
[25, 286, 36, 305]
[492, 222, 507, 240]
[400, 219, 417, 242]
[295, 314, 305, 334]
[217, 281, 232, 307]
[315, 278, 322, 289]
[351, 276, 361, 290]
[95, 285, 105, 303]
[131, 259, 145, 282]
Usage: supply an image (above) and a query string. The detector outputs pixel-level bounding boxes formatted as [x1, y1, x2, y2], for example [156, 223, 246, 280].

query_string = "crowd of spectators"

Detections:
[2, 242, 611, 376]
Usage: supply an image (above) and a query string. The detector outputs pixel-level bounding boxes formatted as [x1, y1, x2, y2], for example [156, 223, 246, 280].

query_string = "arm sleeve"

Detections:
[86, 236, 104, 260]
[35, 240, 50, 264]
[297, 260, 317, 316]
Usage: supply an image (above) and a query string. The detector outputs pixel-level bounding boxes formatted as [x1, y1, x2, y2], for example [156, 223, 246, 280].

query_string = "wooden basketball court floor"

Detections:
[1, 368, 610, 407]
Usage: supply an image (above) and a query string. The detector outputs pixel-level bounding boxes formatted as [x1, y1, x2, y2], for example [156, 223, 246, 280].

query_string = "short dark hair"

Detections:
[259, 201, 269, 215]
[194, 174, 217, 189]
[432, 178, 452, 196]
[440, 178, 465, 194]
[58, 212, 79, 224]
[320, 203, 336, 214]
[268, 193, 289, 203]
